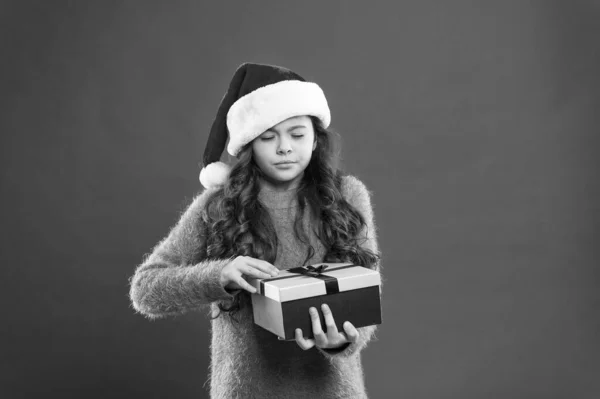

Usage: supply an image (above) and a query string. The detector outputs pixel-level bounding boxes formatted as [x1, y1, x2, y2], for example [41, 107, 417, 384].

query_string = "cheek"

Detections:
[252, 144, 270, 165]
[303, 141, 316, 157]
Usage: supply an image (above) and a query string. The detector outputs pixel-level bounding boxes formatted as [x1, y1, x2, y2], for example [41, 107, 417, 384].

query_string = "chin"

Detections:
[274, 175, 299, 183]
[268, 171, 302, 182]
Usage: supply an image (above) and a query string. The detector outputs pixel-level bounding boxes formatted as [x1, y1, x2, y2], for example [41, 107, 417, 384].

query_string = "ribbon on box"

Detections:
[258, 264, 357, 296]
[289, 264, 330, 277]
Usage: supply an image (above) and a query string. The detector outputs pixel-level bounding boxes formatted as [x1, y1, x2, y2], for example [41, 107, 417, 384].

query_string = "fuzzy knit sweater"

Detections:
[128, 175, 383, 399]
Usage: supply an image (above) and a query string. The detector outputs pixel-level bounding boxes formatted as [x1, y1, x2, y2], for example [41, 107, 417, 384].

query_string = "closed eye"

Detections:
[261, 135, 304, 141]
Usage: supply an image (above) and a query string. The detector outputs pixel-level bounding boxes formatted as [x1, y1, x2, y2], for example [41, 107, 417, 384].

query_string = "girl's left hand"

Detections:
[294, 303, 359, 350]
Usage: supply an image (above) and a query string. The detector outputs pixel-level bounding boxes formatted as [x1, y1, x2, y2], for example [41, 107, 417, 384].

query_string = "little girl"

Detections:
[129, 62, 383, 399]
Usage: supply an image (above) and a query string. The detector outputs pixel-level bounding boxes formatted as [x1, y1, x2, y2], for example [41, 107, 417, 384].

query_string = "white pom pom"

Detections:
[199, 161, 232, 189]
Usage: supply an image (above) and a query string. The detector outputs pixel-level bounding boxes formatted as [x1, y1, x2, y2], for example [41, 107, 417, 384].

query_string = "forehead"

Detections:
[268, 115, 312, 131]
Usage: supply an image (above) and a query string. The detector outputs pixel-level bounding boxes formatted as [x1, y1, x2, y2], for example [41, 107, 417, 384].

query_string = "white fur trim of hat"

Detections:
[226, 80, 330, 157]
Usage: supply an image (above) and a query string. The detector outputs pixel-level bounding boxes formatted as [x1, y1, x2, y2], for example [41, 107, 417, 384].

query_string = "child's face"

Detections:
[251, 115, 317, 190]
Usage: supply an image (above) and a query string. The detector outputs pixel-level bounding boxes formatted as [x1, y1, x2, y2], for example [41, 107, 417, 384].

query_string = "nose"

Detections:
[276, 137, 292, 155]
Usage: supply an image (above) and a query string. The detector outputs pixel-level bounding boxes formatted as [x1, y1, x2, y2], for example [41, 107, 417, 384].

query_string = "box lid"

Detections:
[248, 262, 381, 303]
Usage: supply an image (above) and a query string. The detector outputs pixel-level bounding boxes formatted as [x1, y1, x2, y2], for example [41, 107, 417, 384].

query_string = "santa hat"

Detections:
[199, 62, 331, 189]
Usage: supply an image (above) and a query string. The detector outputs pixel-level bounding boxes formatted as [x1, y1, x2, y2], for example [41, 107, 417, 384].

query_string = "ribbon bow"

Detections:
[300, 264, 329, 277]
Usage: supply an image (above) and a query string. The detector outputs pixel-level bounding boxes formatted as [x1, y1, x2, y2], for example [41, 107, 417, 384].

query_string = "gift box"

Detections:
[248, 262, 382, 341]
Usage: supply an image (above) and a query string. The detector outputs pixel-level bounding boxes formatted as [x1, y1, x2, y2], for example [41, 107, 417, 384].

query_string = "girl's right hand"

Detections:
[220, 256, 280, 294]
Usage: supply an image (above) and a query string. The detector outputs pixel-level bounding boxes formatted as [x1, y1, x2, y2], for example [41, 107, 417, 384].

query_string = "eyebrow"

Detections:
[265, 125, 308, 133]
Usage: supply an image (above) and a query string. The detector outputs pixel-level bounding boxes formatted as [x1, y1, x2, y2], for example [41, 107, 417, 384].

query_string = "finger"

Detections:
[320, 304, 339, 337]
[309, 307, 324, 336]
[342, 321, 359, 343]
[295, 328, 315, 350]
[242, 265, 272, 279]
[246, 257, 279, 276]
[337, 331, 349, 343]
[309, 307, 328, 347]
[259, 259, 280, 275]
[237, 276, 257, 294]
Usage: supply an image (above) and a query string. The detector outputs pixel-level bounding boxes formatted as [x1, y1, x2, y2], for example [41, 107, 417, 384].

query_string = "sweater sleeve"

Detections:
[128, 189, 240, 320]
[317, 175, 383, 358]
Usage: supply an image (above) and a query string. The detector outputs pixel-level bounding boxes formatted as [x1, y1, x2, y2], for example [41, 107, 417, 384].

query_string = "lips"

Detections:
[275, 161, 296, 165]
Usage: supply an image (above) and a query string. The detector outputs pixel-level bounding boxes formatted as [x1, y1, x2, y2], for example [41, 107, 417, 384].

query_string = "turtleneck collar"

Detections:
[258, 185, 300, 210]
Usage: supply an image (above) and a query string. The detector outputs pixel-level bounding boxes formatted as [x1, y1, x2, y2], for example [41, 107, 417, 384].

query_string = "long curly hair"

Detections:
[197, 116, 381, 322]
